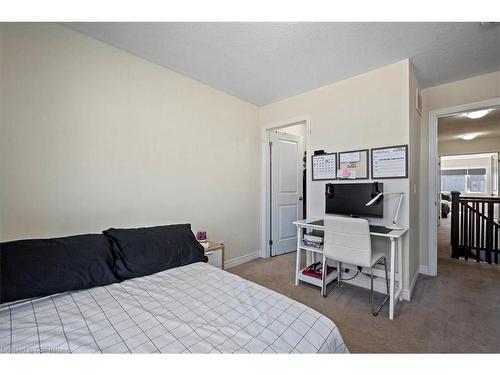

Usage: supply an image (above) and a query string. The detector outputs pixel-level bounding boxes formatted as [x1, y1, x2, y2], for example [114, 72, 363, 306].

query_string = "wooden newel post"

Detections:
[450, 191, 460, 258]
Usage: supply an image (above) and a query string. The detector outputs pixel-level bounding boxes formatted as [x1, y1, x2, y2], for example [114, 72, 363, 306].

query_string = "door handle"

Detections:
[299, 196, 303, 201]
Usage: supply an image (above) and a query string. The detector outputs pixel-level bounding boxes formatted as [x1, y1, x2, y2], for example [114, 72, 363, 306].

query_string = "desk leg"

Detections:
[389, 238, 396, 320]
[398, 237, 403, 302]
[306, 249, 313, 266]
[295, 226, 301, 286]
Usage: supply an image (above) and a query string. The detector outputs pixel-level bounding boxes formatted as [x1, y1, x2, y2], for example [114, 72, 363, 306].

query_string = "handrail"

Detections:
[459, 196, 500, 203]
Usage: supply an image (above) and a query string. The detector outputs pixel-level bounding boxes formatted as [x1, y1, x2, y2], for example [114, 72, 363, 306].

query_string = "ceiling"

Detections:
[63, 22, 500, 106]
[438, 107, 500, 142]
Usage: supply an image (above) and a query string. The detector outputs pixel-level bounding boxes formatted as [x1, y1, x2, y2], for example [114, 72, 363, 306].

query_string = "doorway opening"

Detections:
[439, 152, 499, 261]
[264, 120, 308, 257]
[429, 101, 500, 273]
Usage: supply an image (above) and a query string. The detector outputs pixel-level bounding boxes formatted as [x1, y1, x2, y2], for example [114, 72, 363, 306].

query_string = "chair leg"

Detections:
[370, 266, 375, 313]
[321, 254, 327, 298]
[371, 257, 390, 317]
[383, 256, 390, 295]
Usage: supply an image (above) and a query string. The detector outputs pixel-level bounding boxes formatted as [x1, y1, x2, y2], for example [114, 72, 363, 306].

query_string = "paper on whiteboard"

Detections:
[338, 168, 356, 179]
[339, 152, 360, 163]
[372, 146, 407, 178]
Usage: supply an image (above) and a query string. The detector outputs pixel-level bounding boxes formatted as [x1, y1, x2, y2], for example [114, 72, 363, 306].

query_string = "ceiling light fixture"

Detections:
[465, 109, 490, 119]
[460, 133, 477, 141]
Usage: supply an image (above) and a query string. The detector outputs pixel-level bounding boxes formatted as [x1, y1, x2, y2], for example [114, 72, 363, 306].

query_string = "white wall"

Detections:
[0, 24, 3, 234]
[0, 23, 261, 263]
[419, 71, 500, 267]
[259, 60, 417, 292]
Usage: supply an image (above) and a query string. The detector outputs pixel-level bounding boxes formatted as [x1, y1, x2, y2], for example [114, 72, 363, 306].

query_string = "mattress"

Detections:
[0, 262, 348, 353]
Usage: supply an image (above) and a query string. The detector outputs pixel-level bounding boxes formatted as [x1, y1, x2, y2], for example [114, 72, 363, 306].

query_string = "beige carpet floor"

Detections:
[228, 218, 500, 353]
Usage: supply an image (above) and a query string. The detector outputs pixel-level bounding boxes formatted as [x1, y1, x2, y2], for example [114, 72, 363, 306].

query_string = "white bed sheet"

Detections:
[0, 262, 348, 353]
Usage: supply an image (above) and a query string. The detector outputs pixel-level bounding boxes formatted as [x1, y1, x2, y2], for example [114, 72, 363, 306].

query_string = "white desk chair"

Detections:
[321, 215, 390, 316]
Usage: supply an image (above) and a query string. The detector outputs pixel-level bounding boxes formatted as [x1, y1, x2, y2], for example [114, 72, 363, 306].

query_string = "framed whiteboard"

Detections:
[338, 149, 369, 179]
[371, 145, 408, 179]
[312, 153, 337, 180]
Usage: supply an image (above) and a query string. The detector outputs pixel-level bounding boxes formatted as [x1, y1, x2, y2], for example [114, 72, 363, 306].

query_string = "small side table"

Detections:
[204, 241, 225, 269]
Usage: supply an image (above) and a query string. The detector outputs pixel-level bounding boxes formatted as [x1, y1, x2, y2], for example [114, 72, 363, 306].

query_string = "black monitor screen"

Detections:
[325, 182, 383, 218]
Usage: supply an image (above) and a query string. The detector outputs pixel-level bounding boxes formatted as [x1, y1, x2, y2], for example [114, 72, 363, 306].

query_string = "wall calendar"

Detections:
[312, 153, 337, 180]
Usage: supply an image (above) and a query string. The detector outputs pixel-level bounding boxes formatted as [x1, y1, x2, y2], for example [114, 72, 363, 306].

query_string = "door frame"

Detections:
[428, 98, 500, 276]
[260, 116, 311, 258]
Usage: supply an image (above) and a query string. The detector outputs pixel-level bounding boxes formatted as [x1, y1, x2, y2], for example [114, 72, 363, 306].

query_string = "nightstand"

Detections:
[204, 241, 225, 269]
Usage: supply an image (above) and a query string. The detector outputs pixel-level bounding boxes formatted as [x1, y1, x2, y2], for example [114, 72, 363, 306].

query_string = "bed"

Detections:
[0, 225, 348, 354]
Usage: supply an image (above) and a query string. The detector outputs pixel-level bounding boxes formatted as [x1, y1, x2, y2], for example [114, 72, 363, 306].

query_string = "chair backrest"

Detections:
[323, 215, 372, 267]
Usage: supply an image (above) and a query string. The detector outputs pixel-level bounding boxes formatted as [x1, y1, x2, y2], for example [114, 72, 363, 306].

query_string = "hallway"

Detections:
[438, 217, 452, 259]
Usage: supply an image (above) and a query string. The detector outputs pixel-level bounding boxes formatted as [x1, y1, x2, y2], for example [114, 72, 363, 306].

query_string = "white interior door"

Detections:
[270, 131, 304, 256]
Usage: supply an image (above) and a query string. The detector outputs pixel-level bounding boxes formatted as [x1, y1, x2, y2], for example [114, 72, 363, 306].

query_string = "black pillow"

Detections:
[103, 224, 207, 280]
[0, 234, 119, 304]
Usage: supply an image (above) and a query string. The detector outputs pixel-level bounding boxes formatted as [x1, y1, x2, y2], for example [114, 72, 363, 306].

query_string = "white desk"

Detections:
[293, 218, 408, 320]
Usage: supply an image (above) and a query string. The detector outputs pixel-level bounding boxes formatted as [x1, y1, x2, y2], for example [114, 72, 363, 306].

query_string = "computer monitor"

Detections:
[325, 182, 383, 218]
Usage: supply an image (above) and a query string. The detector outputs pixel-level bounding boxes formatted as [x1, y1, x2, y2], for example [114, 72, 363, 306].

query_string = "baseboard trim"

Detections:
[401, 267, 420, 301]
[419, 265, 431, 275]
[224, 251, 260, 269]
